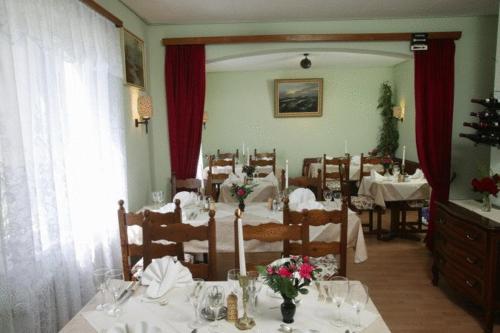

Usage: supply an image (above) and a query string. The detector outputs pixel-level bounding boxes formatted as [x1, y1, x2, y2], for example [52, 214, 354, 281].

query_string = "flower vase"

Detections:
[238, 200, 245, 212]
[481, 194, 492, 212]
[280, 296, 296, 324]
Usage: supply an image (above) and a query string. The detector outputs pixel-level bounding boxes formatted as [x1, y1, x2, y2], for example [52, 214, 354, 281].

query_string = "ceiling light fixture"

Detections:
[300, 53, 311, 69]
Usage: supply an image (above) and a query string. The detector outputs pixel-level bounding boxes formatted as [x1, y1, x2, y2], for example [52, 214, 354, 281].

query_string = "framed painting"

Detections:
[274, 78, 323, 117]
[123, 28, 145, 89]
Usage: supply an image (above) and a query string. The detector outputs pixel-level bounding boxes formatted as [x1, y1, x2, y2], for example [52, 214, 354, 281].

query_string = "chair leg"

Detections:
[417, 208, 423, 231]
[376, 208, 382, 240]
[401, 209, 407, 237]
[368, 211, 373, 233]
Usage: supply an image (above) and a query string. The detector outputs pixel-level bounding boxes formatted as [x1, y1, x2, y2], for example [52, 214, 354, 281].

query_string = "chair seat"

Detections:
[309, 254, 338, 280]
[351, 195, 375, 210]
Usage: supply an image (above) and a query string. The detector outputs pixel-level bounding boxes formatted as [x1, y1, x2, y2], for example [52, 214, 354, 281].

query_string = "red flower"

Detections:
[298, 263, 314, 280]
[278, 267, 292, 278]
[236, 188, 246, 196]
[472, 177, 499, 196]
[266, 266, 274, 275]
[302, 256, 309, 263]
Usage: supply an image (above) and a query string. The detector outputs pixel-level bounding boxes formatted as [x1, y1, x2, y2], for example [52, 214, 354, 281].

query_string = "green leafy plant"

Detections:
[376, 82, 399, 156]
[230, 183, 256, 201]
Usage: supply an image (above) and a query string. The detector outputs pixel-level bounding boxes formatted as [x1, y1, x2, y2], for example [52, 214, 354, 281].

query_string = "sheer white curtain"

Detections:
[0, 0, 127, 332]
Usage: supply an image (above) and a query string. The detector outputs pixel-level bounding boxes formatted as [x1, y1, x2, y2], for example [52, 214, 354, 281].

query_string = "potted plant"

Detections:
[230, 183, 256, 211]
[471, 174, 499, 211]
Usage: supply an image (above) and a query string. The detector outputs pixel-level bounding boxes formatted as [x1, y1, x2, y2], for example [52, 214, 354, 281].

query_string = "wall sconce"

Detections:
[203, 112, 208, 129]
[136, 95, 153, 133]
[393, 105, 405, 121]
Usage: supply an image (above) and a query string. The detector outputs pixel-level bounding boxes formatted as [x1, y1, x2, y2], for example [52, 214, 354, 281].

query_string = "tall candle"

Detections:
[247, 148, 250, 165]
[237, 215, 247, 276]
[285, 160, 289, 189]
[242, 142, 245, 156]
[344, 140, 348, 154]
[402, 145, 406, 165]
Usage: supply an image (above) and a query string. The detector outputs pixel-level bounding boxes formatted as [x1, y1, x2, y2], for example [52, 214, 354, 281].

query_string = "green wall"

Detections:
[203, 66, 395, 175]
[97, 0, 152, 210]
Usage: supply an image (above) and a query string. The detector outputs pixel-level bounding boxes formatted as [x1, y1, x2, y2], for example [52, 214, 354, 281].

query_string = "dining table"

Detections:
[218, 177, 279, 203]
[308, 162, 383, 181]
[202, 164, 274, 180]
[60, 280, 391, 332]
[133, 201, 368, 264]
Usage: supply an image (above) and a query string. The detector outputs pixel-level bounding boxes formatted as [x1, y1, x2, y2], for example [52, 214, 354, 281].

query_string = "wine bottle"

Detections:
[459, 133, 487, 143]
[471, 98, 500, 109]
[470, 110, 499, 121]
[463, 122, 483, 129]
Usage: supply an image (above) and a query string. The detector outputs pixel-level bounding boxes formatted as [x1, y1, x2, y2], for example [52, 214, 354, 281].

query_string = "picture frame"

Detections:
[274, 78, 323, 118]
[123, 28, 145, 89]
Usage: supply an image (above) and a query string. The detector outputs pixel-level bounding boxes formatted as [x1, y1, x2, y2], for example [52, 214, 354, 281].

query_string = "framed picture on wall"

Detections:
[274, 78, 323, 117]
[123, 28, 145, 89]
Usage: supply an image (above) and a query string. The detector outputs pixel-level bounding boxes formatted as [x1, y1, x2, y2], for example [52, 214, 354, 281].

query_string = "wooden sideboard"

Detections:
[434, 200, 500, 333]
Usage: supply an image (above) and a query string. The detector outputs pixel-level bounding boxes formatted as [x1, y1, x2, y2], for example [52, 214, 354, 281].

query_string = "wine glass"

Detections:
[206, 285, 226, 332]
[348, 283, 369, 332]
[247, 271, 264, 315]
[323, 189, 332, 202]
[93, 268, 109, 311]
[188, 278, 205, 329]
[227, 268, 241, 296]
[105, 269, 124, 317]
[329, 276, 349, 327]
[392, 164, 400, 180]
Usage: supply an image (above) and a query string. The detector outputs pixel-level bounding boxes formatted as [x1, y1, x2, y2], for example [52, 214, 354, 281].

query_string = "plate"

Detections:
[201, 306, 227, 321]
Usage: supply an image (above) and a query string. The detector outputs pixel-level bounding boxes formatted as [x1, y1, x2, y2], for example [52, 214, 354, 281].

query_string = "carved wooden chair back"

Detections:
[359, 153, 387, 181]
[171, 172, 202, 199]
[249, 155, 276, 176]
[281, 169, 322, 199]
[302, 157, 322, 177]
[118, 200, 145, 281]
[207, 155, 235, 199]
[217, 149, 239, 160]
[143, 209, 217, 281]
[254, 148, 276, 160]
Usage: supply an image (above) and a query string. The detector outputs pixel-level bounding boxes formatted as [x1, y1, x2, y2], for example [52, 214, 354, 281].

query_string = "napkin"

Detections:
[101, 322, 162, 333]
[370, 169, 385, 181]
[156, 203, 176, 213]
[288, 188, 316, 204]
[222, 172, 243, 186]
[141, 256, 193, 298]
[127, 225, 142, 246]
[292, 200, 325, 212]
[409, 168, 425, 180]
[172, 191, 198, 208]
[351, 155, 361, 165]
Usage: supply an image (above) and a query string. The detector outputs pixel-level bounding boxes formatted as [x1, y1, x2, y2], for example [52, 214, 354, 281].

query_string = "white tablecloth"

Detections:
[308, 162, 383, 181]
[357, 177, 430, 208]
[218, 179, 279, 203]
[61, 281, 390, 333]
[131, 202, 367, 263]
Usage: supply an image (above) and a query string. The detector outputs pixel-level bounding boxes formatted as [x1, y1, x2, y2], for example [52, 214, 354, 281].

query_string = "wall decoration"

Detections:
[274, 78, 323, 117]
[123, 28, 145, 89]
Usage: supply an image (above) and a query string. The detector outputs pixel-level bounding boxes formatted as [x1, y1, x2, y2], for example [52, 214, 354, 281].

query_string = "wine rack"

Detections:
[460, 98, 500, 147]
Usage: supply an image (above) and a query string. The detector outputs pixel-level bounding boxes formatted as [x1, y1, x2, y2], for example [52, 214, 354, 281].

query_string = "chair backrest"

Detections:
[281, 169, 322, 198]
[217, 149, 239, 160]
[254, 148, 276, 160]
[302, 157, 322, 177]
[302, 199, 348, 277]
[323, 154, 350, 183]
[117, 200, 144, 281]
[206, 155, 235, 198]
[143, 210, 217, 280]
[249, 155, 276, 176]
[171, 172, 202, 199]
[359, 153, 387, 181]
[234, 209, 305, 271]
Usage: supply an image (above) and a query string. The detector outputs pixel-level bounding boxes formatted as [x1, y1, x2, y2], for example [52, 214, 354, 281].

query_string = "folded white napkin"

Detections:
[222, 172, 243, 186]
[101, 322, 162, 333]
[127, 225, 142, 246]
[409, 168, 425, 180]
[370, 169, 385, 181]
[173, 191, 198, 208]
[292, 200, 325, 212]
[351, 155, 361, 165]
[288, 188, 316, 204]
[156, 203, 176, 213]
[141, 256, 193, 298]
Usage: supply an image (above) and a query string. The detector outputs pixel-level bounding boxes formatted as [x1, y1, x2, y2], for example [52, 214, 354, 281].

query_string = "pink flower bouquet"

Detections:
[257, 256, 321, 300]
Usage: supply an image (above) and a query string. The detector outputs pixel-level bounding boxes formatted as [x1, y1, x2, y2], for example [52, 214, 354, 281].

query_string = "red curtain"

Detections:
[414, 39, 455, 249]
[165, 45, 206, 179]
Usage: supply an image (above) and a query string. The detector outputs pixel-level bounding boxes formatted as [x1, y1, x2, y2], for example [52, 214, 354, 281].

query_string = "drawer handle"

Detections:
[465, 256, 477, 265]
[438, 218, 445, 225]
[465, 233, 477, 241]
[465, 279, 477, 288]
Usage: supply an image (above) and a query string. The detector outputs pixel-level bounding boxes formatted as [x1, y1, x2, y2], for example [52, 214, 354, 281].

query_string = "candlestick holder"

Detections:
[235, 275, 255, 330]
[398, 164, 406, 182]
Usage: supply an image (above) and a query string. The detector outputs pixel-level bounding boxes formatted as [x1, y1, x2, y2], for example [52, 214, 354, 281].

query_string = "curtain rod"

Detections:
[80, 0, 123, 28]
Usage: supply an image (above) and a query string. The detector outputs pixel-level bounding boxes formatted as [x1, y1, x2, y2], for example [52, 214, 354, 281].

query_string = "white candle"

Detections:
[285, 160, 289, 189]
[402, 145, 406, 165]
[247, 148, 250, 165]
[344, 140, 348, 154]
[200, 155, 205, 189]
[237, 216, 247, 276]
[242, 142, 245, 156]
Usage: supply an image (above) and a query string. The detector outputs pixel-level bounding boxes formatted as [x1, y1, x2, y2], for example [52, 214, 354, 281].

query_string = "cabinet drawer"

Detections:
[435, 231, 485, 279]
[436, 213, 487, 255]
[437, 255, 484, 304]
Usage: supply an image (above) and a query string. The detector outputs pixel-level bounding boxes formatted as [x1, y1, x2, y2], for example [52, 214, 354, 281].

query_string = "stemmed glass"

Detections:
[392, 164, 400, 180]
[227, 268, 241, 296]
[323, 189, 333, 202]
[348, 283, 369, 332]
[247, 271, 264, 315]
[105, 269, 124, 317]
[329, 276, 350, 327]
[93, 268, 108, 311]
[188, 278, 205, 329]
[206, 285, 226, 332]
[151, 191, 165, 208]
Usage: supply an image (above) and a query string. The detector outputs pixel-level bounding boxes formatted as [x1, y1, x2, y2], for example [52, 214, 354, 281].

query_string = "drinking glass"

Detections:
[247, 271, 264, 315]
[205, 285, 226, 332]
[105, 269, 124, 317]
[323, 189, 332, 201]
[227, 268, 241, 296]
[329, 276, 349, 327]
[188, 278, 205, 329]
[392, 164, 400, 180]
[332, 191, 342, 203]
[348, 283, 369, 332]
[93, 268, 108, 311]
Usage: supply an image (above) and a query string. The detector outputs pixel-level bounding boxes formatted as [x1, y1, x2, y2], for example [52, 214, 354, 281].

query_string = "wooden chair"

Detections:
[254, 148, 276, 160]
[143, 209, 217, 281]
[217, 149, 239, 160]
[234, 209, 305, 271]
[117, 200, 144, 281]
[250, 155, 276, 177]
[206, 155, 235, 200]
[302, 157, 322, 177]
[281, 169, 322, 199]
[171, 172, 202, 199]
[322, 154, 350, 197]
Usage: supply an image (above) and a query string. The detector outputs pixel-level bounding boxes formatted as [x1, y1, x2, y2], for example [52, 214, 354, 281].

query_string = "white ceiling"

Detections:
[120, 0, 497, 24]
[207, 50, 410, 72]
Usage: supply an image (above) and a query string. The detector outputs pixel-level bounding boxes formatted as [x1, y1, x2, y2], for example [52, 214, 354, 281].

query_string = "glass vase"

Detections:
[481, 194, 491, 212]
[280, 296, 296, 324]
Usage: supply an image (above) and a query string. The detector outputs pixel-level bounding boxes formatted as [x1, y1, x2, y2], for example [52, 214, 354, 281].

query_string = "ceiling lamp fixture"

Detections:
[300, 53, 311, 69]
